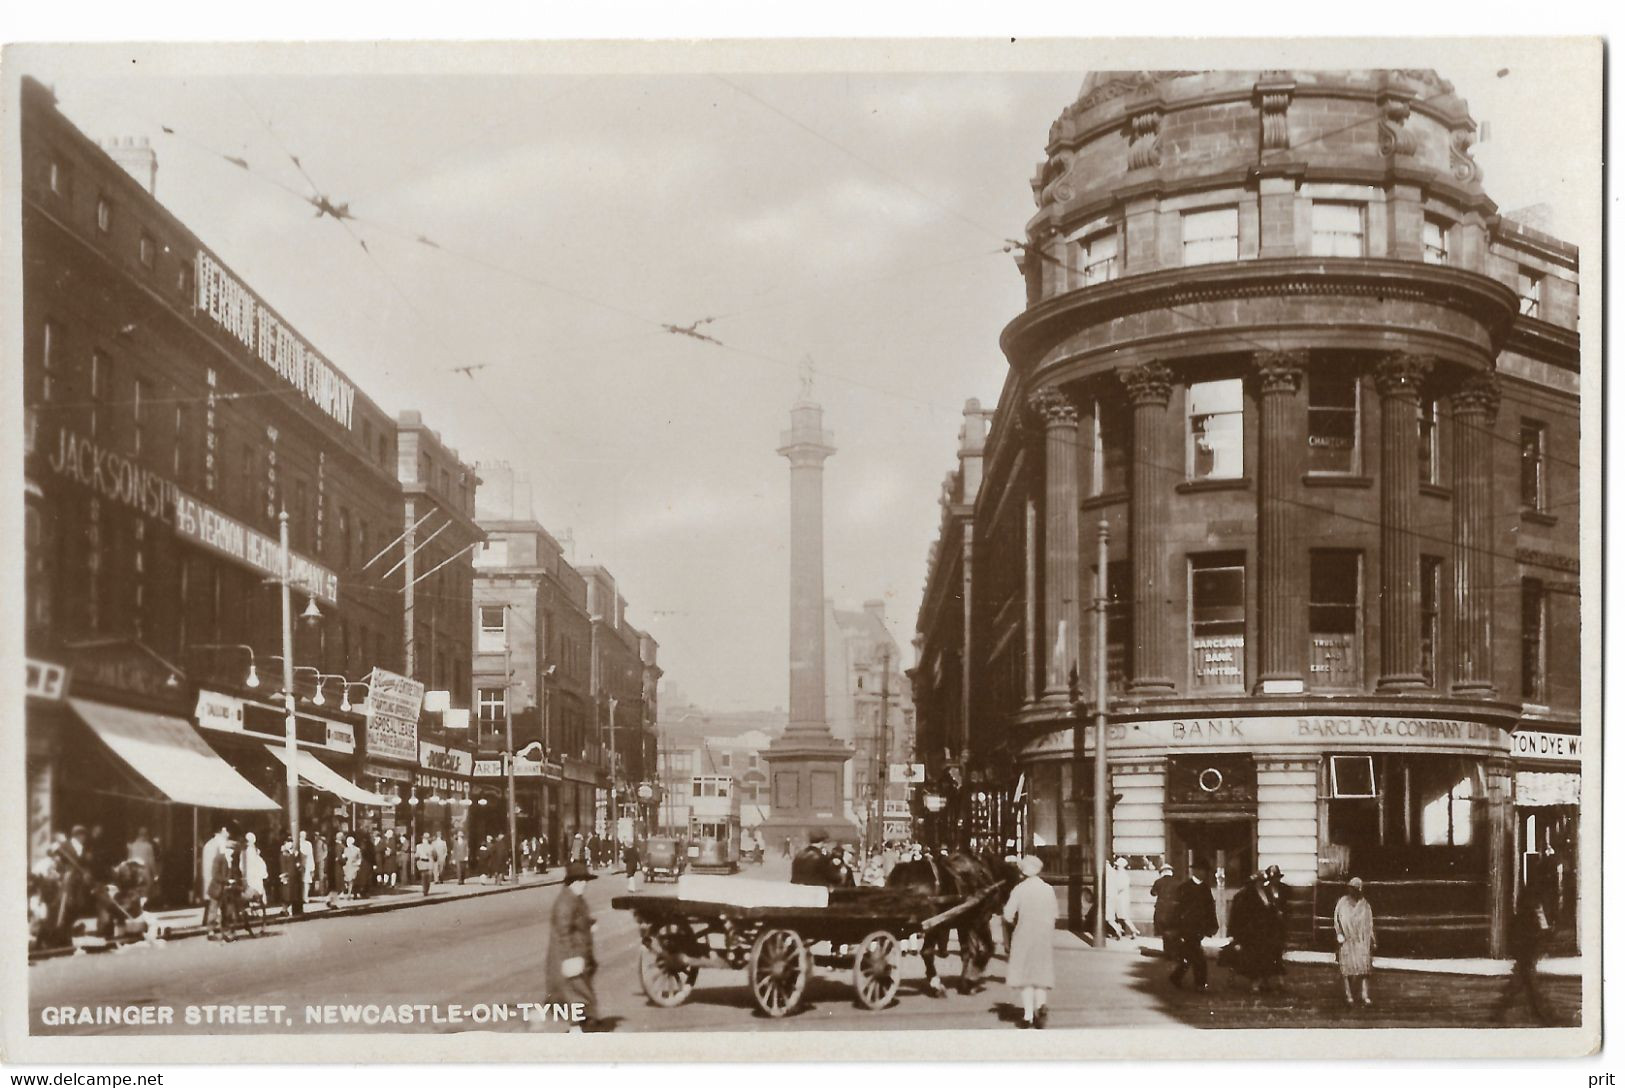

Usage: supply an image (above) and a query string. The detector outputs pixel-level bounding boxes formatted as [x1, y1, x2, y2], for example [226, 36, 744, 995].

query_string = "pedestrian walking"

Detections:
[199, 826, 227, 926]
[546, 861, 601, 1031]
[330, 831, 346, 897]
[624, 839, 641, 893]
[431, 831, 447, 883]
[1150, 862, 1179, 959]
[1002, 855, 1056, 1029]
[494, 833, 512, 883]
[453, 830, 469, 884]
[781, 836, 792, 859]
[1168, 861, 1219, 992]
[1333, 877, 1377, 1007]
[241, 832, 268, 905]
[298, 831, 315, 902]
[1226, 872, 1286, 992]
[359, 833, 377, 896]
[538, 832, 550, 874]
[415, 834, 435, 895]
[1107, 856, 1141, 939]
[342, 836, 361, 898]
[206, 838, 237, 941]
[1499, 863, 1556, 1023]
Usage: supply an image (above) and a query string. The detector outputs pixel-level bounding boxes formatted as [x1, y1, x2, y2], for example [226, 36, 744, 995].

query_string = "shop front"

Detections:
[414, 740, 474, 843]
[1019, 709, 1518, 956]
[194, 687, 387, 857]
[29, 642, 282, 914]
[1511, 725, 1581, 951]
[471, 752, 559, 852]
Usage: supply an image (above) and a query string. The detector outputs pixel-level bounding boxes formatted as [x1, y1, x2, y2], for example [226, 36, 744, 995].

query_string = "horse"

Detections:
[885, 849, 1004, 996]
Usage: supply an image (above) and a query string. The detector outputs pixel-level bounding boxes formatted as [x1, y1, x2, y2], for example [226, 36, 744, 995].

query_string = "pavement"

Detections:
[32, 867, 567, 961]
[26, 857, 1581, 1034]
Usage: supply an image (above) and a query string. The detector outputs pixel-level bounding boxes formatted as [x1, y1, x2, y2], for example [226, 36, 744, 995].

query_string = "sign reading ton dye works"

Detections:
[195, 250, 358, 430]
[173, 491, 340, 606]
[364, 668, 424, 764]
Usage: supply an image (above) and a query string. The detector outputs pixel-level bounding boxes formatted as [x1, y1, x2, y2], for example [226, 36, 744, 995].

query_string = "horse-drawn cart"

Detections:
[613, 877, 997, 1018]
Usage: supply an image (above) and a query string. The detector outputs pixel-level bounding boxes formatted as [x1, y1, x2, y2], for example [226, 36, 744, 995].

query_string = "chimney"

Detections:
[957, 397, 991, 504]
[100, 136, 157, 197]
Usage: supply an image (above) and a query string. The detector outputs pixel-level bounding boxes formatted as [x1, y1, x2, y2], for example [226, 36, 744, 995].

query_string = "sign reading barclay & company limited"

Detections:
[1021, 715, 1510, 758]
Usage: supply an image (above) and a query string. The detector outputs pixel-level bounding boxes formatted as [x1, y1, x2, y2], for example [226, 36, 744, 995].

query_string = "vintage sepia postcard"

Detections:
[0, 35, 1602, 1064]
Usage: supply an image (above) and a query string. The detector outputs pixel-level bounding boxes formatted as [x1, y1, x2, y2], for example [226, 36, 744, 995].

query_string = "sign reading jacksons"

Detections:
[174, 491, 339, 606]
[195, 250, 357, 430]
[365, 669, 424, 764]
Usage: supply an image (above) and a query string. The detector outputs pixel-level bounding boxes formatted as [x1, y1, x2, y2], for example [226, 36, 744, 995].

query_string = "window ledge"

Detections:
[1420, 483, 1453, 500]
[1081, 490, 1129, 511]
[1302, 474, 1372, 489]
[1176, 476, 1252, 495]
[1521, 507, 1559, 527]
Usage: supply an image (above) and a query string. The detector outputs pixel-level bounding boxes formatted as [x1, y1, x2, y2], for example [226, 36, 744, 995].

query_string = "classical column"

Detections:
[1120, 362, 1176, 693]
[1029, 386, 1081, 701]
[1253, 350, 1307, 693]
[779, 397, 836, 737]
[1451, 372, 1501, 695]
[1375, 353, 1433, 690]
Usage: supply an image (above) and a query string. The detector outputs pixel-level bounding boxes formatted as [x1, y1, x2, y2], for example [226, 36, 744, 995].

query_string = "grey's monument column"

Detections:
[760, 385, 858, 847]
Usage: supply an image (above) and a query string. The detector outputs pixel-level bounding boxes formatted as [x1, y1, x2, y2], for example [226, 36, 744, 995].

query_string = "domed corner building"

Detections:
[911, 70, 1580, 958]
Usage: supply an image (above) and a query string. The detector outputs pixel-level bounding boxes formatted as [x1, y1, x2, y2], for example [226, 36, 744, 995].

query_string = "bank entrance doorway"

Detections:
[1168, 817, 1256, 938]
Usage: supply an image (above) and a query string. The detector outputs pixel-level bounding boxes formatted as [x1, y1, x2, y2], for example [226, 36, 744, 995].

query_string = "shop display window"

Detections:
[1323, 753, 1486, 879]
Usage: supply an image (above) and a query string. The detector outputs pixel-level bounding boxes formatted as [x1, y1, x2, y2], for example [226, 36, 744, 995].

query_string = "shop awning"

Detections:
[265, 744, 394, 806]
[1516, 770, 1581, 807]
[68, 698, 280, 811]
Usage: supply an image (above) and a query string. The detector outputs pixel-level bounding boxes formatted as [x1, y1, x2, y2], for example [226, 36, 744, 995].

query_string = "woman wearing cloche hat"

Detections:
[1001, 854, 1057, 1029]
[545, 861, 601, 1031]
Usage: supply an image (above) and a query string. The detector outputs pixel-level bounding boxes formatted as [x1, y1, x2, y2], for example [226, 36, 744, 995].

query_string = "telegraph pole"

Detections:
[277, 511, 303, 916]
[875, 648, 892, 852]
[503, 604, 518, 883]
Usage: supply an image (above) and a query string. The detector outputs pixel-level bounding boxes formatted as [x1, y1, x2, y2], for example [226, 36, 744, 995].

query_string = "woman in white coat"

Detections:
[241, 832, 268, 904]
[1002, 854, 1057, 1029]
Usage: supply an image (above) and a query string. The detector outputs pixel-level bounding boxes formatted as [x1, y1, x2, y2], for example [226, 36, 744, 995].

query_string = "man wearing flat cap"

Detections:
[790, 830, 838, 887]
[546, 861, 601, 1030]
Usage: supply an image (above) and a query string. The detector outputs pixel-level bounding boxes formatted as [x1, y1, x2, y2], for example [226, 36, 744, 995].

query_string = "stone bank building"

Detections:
[912, 69, 1581, 956]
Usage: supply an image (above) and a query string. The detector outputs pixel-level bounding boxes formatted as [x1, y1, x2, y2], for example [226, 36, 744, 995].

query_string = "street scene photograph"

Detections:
[1, 35, 1601, 1063]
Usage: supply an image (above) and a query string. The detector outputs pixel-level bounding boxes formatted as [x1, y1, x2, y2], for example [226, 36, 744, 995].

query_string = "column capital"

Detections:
[1374, 352, 1434, 399]
[1251, 350, 1307, 395]
[1450, 371, 1502, 420]
[1026, 385, 1079, 428]
[1119, 361, 1175, 407]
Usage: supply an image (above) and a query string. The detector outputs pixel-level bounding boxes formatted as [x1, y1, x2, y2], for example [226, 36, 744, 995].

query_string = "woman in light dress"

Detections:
[342, 835, 362, 898]
[241, 832, 269, 904]
[1002, 854, 1057, 1029]
[1334, 876, 1377, 1007]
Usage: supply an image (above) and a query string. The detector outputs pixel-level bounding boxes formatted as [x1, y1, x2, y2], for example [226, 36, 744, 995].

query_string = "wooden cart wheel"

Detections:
[639, 921, 700, 1008]
[749, 927, 810, 1018]
[851, 930, 902, 1010]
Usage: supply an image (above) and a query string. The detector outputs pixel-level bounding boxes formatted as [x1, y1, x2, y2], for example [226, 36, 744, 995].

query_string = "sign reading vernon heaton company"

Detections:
[173, 491, 339, 606]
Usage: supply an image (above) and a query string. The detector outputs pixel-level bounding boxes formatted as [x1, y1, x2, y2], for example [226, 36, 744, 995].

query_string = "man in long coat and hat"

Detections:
[546, 861, 600, 1031]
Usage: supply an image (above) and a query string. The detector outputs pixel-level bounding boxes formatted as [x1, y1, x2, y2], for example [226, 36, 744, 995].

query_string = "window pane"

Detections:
[1307, 371, 1359, 473]
[1188, 379, 1243, 479]
[1309, 552, 1360, 688]
[1312, 202, 1365, 258]
[1191, 557, 1245, 691]
[1182, 207, 1238, 265]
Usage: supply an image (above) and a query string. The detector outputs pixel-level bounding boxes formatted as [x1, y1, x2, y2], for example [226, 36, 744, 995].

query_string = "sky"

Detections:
[13, 42, 1593, 711]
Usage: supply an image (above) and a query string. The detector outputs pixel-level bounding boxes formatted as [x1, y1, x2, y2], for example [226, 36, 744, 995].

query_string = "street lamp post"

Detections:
[503, 604, 519, 884]
[1092, 519, 1110, 950]
[277, 511, 304, 916]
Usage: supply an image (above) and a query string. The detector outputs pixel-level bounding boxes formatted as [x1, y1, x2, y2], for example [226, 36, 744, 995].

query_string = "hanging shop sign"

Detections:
[414, 769, 471, 798]
[195, 250, 357, 430]
[1512, 729, 1581, 763]
[364, 761, 415, 784]
[173, 490, 339, 606]
[419, 741, 473, 776]
[364, 668, 423, 764]
[25, 658, 67, 701]
[1021, 715, 1510, 758]
[472, 755, 561, 778]
[195, 690, 356, 754]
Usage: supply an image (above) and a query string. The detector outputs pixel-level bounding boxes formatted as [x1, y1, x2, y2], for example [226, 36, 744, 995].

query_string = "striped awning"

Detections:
[69, 698, 280, 811]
